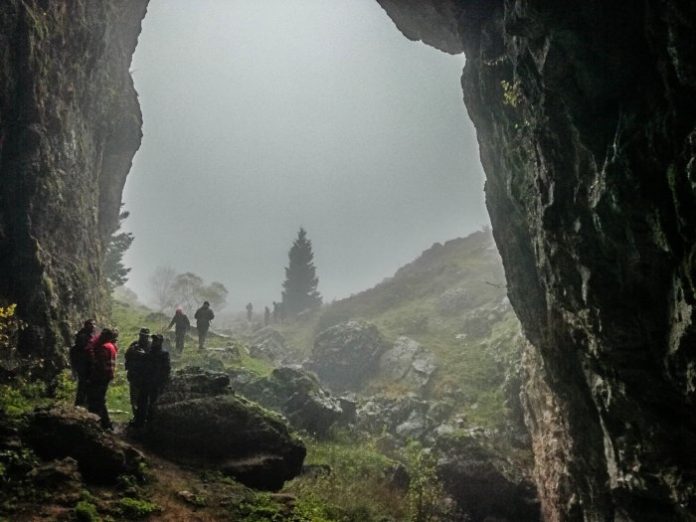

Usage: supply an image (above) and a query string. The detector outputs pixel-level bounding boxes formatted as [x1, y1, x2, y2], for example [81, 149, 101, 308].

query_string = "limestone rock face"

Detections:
[0, 1, 147, 365]
[309, 320, 389, 392]
[378, 336, 436, 392]
[149, 368, 306, 491]
[378, 0, 696, 519]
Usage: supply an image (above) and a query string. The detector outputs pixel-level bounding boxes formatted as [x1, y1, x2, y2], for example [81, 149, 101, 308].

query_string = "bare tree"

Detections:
[149, 266, 177, 312]
[172, 272, 204, 313]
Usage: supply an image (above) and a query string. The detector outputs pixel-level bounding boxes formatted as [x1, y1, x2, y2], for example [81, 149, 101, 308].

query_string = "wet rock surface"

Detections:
[0, 1, 147, 362]
[148, 368, 306, 491]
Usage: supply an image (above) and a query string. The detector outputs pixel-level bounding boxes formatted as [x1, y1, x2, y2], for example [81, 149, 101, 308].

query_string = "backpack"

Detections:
[69, 332, 93, 377]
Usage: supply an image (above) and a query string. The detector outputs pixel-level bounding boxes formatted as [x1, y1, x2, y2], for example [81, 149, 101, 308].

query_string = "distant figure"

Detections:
[87, 328, 119, 430]
[246, 302, 253, 322]
[134, 334, 170, 427]
[168, 308, 191, 354]
[272, 302, 279, 323]
[264, 306, 271, 327]
[70, 319, 97, 407]
[194, 301, 215, 350]
[279, 302, 287, 323]
[125, 327, 151, 423]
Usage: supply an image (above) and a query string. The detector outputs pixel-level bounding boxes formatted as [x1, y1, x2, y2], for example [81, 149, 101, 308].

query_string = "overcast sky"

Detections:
[123, 0, 487, 312]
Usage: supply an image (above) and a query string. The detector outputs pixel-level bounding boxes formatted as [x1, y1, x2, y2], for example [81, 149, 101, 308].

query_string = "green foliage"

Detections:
[404, 442, 451, 522]
[286, 433, 407, 521]
[501, 79, 522, 108]
[0, 381, 47, 417]
[0, 304, 23, 353]
[282, 227, 322, 316]
[117, 497, 161, 519]
[105, 209, 134, 290]
[74, 500, 100, 522]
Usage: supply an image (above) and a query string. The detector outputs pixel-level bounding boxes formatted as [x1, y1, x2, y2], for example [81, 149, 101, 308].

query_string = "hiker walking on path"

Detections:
[133, 334, 170, 428]
[168, 307, 191, 354]
[125, 327, 151, 424]
[264, 306, 270, 327]
[87, 328, 118, 430]
[70, 319, 97, 407]
[272, 302, 279, 323]
[194, 301, 215, 350]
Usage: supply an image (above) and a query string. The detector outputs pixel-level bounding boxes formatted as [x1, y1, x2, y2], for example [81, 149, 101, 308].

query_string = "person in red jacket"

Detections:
[87, 328, 119, 430]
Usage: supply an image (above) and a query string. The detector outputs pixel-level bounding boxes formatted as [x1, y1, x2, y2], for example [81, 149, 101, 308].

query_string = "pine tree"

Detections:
[104, 209, 134, 290]
[282, 227, 322, 316]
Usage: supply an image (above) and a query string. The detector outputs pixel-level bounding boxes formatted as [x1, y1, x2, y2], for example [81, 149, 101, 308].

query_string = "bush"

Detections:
[74, 500, 100, 522]
[117, 497, 161, 519]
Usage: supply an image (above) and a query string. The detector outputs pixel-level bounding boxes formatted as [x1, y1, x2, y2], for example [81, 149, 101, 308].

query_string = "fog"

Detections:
[123, 0, 487, 312]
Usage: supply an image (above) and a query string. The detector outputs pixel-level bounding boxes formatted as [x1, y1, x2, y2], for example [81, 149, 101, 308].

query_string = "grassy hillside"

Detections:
[278, 228, 522, 429]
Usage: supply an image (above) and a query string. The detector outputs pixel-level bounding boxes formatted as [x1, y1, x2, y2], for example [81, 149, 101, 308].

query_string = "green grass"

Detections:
[284, 433, 408, 521]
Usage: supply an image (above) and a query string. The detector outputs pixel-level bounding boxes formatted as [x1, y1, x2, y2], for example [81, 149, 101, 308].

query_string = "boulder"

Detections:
[308, 321, 389, 391]
[23, 406, 145, 484]
[158, 367, 231, 404]
[434, 434, 539, 522]
[239, 367, 344, 438]
[149, 368, 306, 491]
[248, 328, 287, 362]
[378, 336, 436, 391]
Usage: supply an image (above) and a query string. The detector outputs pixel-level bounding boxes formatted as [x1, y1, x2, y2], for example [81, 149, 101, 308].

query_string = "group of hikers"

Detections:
[68, 301, 216, 430]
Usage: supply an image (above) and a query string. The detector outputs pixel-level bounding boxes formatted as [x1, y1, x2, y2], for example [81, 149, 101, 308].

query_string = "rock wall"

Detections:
[0, 1, 147, 365]
[378, 1, 696, 520]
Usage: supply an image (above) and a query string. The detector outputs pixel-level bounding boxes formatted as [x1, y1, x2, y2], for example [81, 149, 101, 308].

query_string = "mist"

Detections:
[122, 0, 487, 312]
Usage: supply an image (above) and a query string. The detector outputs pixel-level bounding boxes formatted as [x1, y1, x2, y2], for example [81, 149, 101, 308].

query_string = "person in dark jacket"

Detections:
[167, 308, 190, 354]
[87, 328, 118, 430]
[69, 319, 97, 407]
[134, 334, 171, 427]
[125, 327, 151, 423]
[194, 301, 214, 350]
[264, 306, 270, 327]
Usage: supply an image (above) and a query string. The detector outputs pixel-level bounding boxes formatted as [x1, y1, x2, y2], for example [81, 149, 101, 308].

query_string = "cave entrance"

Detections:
[122, 0, 488, 311]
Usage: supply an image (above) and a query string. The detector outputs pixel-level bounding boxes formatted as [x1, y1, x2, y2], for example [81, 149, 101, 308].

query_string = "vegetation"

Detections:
[282, 227, 322, 317]
[148, 267, 228, 312]
[104, 209, 134, 290]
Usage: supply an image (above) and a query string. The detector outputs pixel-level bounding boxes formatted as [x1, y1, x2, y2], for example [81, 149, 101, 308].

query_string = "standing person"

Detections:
[69, 319, 97, 407]
[272, 302, 279, 323]
[264, 306, 271, 327]
[246, 302, 253, 322]
[125, 327, 151, 423]
[167, 307, 190, 354]
[134, 334, 171, 427]
[87, 328, 118, 430]
[194, 301, 215, 350]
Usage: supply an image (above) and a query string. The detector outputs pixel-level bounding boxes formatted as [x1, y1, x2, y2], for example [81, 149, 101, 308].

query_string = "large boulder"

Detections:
[434, 434, 539, 522]
[308, 321, 389, 392]
[239, 367, 345, 438]
[23, 407, 145, 484]
[148, 368, 306, 491]
[248, 328, 288, 363]
[378, 336, 436, 392]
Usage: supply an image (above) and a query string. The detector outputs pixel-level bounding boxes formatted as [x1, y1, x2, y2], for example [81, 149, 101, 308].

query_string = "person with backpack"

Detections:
[125, 327, 151, 423]
[167, 308, 190, 354]
[69, 319, 97, 407]
[134, 334, 171, 427]
[194, 301, 214, 350]
[87, 328, 118, 430]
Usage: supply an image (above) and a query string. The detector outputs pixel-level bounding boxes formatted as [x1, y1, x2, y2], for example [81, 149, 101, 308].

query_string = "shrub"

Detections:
[117, 497, 161, 519]
[74, 500, 100, 522]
